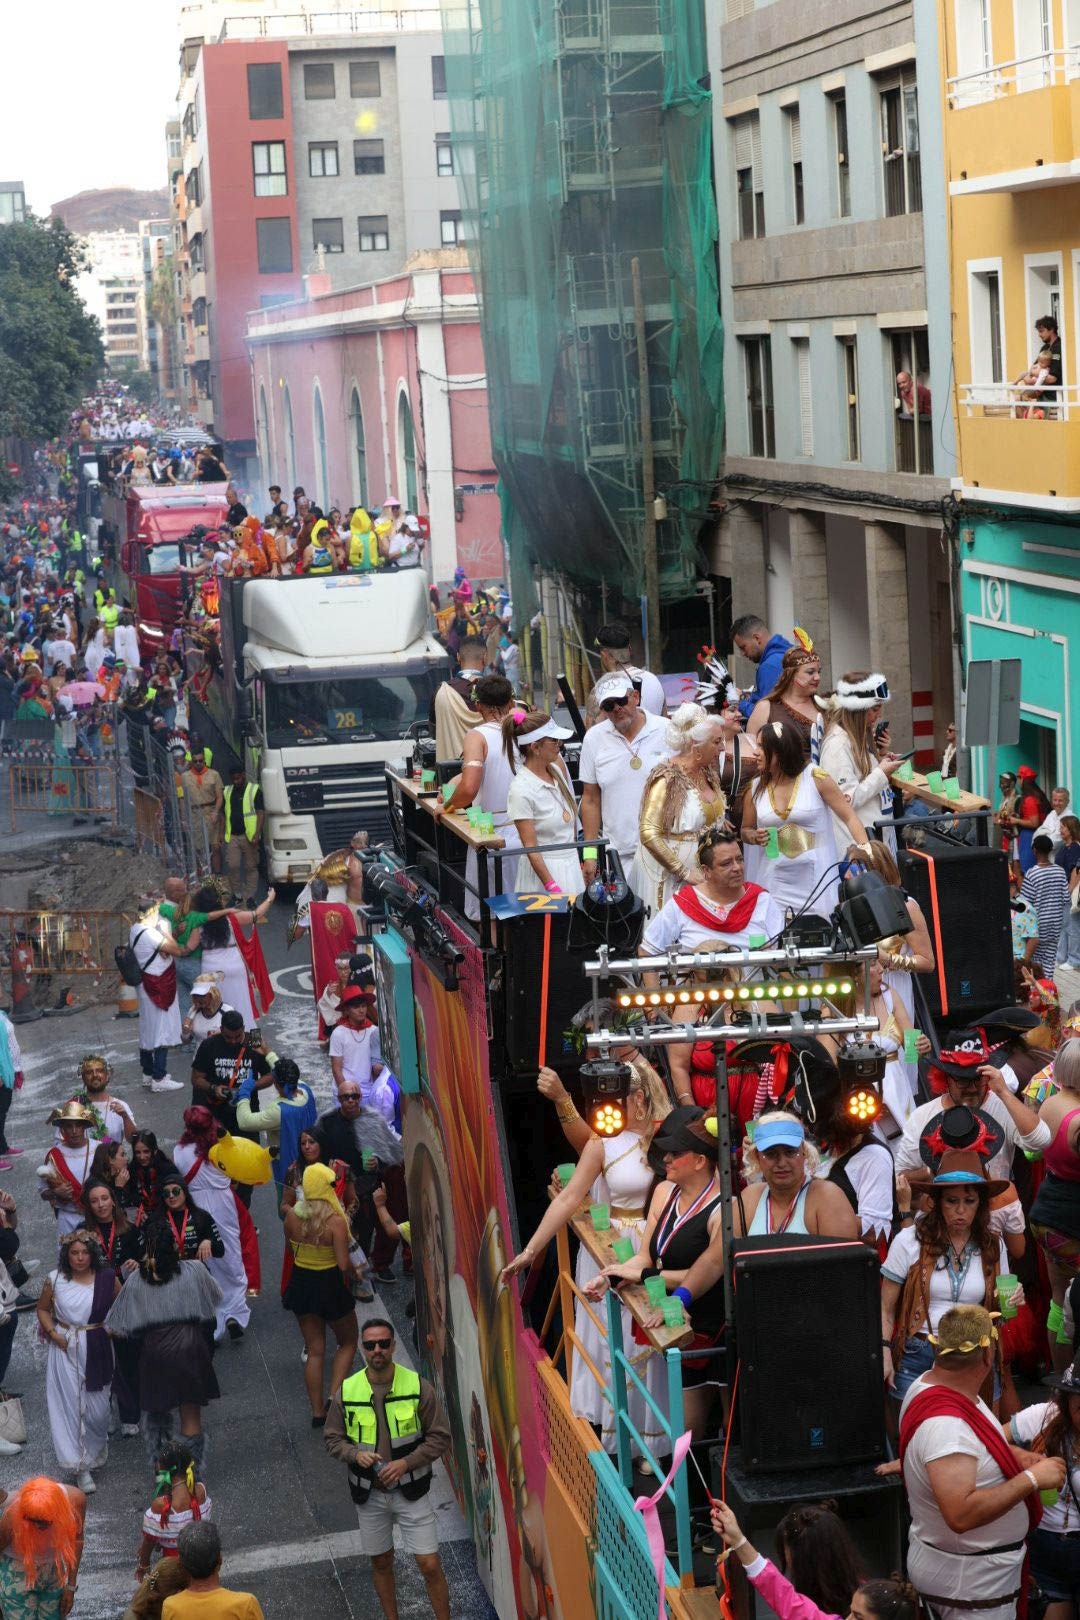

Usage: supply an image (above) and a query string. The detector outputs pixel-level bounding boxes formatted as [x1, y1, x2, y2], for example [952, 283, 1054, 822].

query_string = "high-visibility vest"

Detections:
[340, 1363, 430, 1504]
[223, 781, 258, 843]
[101, 603, 119, 631]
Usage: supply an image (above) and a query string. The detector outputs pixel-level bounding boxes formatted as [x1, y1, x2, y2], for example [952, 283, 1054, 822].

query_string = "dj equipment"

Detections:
[732, 1236, 884, 1471]
[898, 845, 1014, 1026]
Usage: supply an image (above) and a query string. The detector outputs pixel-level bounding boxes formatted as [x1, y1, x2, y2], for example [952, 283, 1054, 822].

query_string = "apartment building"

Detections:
[709, 0, 956, 753]
[174, 2, 458, 473]
[934, 0, 1080, 793]
[76, 230, 147, 373]
[140, 218, 174, 395]
[0, 182, 25, 225]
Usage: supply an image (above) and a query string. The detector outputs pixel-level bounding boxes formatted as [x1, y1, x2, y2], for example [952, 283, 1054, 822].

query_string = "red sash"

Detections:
[182, 1155, 207, 1186]
[899, 1384, 1040, 1533]
[141, 961, 177, 1010]
[672, 881, 766, 935]
[228, 915, 274, 1017]
[47, 1146, 86, 1199]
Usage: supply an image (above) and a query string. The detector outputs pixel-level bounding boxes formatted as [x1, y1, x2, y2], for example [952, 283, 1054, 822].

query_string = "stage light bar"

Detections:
[844, 1088, 881, 1123]
[616, 978, 854, 1010]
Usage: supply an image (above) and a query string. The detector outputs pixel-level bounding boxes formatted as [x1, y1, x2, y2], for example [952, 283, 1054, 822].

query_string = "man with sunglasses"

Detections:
[325, 1318, 452, 1620]
[580, 672, 669, 883]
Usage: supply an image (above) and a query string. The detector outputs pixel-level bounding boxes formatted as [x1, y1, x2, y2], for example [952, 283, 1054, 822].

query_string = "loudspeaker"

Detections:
[498, 909, 593, 1075]
[897, 845, 1014, 1026]
[710, 1447, 904, 1620]
[733, 1236, 884, 1472]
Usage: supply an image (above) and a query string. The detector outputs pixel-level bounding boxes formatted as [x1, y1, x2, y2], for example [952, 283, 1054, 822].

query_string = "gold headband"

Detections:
[928, 1326, 999, 1354]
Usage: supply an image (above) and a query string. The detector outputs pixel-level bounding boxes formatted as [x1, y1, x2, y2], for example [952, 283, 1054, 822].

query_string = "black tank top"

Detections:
[650, 1182, 726, 1337]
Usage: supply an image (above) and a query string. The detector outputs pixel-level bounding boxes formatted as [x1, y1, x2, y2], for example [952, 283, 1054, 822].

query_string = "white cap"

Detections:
[523, 716, 574, 745]
[595, 672, 634, 705]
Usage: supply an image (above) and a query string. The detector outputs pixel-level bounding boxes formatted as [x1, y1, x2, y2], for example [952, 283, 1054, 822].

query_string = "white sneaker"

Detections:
[0, 1434, 22, 1456]
[151, 1077, 184, 1092]
[76, 1469, 96, 1494]
[121, 1423, 140, 1437]
[141, 1076, 153, 1089]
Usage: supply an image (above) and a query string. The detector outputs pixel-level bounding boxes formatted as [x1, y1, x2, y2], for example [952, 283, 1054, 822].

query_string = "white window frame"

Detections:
[309, 141, 339, 178]
[253, 141, 287, 198]
[1012, 0, 1053, 91]
[967, 256, 1007, 395]
[1024, 250, 1063, 371]
[953, 0, 997, 103]
[358, 215, 389, 253]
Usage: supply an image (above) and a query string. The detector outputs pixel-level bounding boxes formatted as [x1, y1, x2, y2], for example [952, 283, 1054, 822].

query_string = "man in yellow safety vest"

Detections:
[222, 766, 264, 904]
[324, 1318, 452, 1619]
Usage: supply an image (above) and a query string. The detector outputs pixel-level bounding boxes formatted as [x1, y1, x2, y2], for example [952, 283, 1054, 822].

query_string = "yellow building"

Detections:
[943, 0, 1080, 507]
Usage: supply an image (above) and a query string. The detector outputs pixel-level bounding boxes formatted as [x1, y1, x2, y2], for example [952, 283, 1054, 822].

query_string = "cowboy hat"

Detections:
[929, 1147, 1008, 1199]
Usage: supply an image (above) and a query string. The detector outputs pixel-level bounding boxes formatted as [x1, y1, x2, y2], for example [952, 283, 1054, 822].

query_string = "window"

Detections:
[733, 114, 764, 240]
[247, 63, 283, 120]
[432, 55, 447, 98]
[890, 329, 933, 474]
[435, 134, 454, 176]
[953, 0, 997, 101]
[309, 141, 339, 177]
[353, 139, 385, 175]
[833, 95, 851, 217]
[304, 62, 336, 99]
[256, 217, 293, 274]
[253, 141, 287, 197]
[192, 297, 207, 329]
[349, 389, 367, 505]
[786, 107, 804, 225]
[398, 394, 418, 510]
[880, 74, 922, 216]
[358, 215, 389, 252]
[312, 217, 344, 254]
[350, 60, 382, 97]
[186, 168, 201, 207]
[841, 338, 860, 460]
[1014, 0, 1054, 90]
[314, 387, 329, 510]
[743, 337, 774, 457]
[794, 338, 813, 455]
[969, 265, 1005, 384]
[189, 232, 205, 271]
[440, 210, 464, 246]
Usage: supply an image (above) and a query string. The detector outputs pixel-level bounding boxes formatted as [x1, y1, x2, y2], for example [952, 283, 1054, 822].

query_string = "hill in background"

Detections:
[50, 187, 171, 234]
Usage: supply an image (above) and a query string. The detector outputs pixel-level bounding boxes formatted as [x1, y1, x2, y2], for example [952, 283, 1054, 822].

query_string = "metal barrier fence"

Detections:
[129, 728, 214, 876]
[0, 907, 132, 1018]
[7, 761, 119, 830]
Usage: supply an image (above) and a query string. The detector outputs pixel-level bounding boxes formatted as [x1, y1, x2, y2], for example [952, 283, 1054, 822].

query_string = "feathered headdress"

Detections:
[693, 645, 739, 710]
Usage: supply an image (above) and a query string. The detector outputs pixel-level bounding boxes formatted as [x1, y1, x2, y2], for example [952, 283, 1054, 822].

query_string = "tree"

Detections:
[0, 214, 103, 442]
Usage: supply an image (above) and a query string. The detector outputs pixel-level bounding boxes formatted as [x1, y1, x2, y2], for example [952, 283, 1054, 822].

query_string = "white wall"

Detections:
[764, 508, 794, 634]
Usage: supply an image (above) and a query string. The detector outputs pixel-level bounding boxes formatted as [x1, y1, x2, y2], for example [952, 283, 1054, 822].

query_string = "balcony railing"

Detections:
[894, 413, 934, 474]
[948, 46, 1080, 108]
[215, 7, 443, 39]
[959, 381, 1080, 419]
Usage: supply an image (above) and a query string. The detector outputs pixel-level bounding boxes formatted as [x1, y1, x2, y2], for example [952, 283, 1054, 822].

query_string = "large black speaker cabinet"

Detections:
[499, 909, 594, 1075]
[710, 1446, 904, 1620]
[733, 1236, 884, 1472]
[897, 844, 1014, 1027]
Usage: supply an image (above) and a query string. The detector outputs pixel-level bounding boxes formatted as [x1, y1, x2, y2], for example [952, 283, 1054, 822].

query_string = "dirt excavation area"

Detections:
[0, 835, 170, 1015]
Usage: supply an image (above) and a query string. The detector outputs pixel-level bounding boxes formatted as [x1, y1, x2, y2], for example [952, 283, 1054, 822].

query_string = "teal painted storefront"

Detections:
[960, 516, 1080, 797]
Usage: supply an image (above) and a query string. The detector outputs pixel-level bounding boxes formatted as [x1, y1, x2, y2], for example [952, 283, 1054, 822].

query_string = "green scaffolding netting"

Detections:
[440, 0, 723, 603]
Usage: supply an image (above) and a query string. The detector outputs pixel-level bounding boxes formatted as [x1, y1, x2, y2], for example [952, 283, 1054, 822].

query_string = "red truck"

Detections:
[100, 482, 229, 656]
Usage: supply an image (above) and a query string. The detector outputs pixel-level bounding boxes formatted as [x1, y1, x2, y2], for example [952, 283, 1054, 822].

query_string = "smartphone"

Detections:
[874, 719, 889, 740]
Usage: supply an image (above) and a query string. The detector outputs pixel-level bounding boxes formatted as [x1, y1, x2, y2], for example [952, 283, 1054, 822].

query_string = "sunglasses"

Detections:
[600, 696, 630, 713]
[362, 1338, 392, 1350]
[339, 1093, 361, 1102]
[163, 1186, 185, 1197]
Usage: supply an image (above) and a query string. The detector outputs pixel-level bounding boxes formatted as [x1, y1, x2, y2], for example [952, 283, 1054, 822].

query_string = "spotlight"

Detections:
[838, 1041, 888, 1087]
[834, 871, 913, 949]
[580, 1059, 631, 1137]
[844, 1087, 881, 1124]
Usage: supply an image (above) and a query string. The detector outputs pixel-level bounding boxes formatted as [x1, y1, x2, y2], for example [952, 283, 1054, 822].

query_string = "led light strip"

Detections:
[616, 978, 854, 1009]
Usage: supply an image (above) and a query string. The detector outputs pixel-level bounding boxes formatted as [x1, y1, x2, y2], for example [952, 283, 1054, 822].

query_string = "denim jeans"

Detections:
[139, 1045, 168, 1081]
[891, 1334, 935, 1403]
[1031, 1526, 1080, 1603]
[175, 953, 202, 1018]
[1058, 908, 1080, 967]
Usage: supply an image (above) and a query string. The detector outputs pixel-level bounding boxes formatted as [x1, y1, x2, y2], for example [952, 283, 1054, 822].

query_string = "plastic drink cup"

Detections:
[895, 760, 915, 784]
[556, 1163, 575, 1187]
[590, 1204, 611, 1231]
[944, 776, 962, 801]
[749, 933, 767, 951]
[996, 1274, 1020, 1320]
[612, 1237, 635, 1263]
[926, 770, 944, 794]
[361, 1150, 377, 1172]
[480, 813, 495, 835]
[466, 807, 481, 827]
[903, 1027, 921, 1062]
[1042, 1487, 1060, 1507]
[765, 827, 780, 859]
[441, 782, 455, 804]
[421, 768, 436, 789]
[662, 1298, 685, 1328]
[644, 1276, 667, 1306]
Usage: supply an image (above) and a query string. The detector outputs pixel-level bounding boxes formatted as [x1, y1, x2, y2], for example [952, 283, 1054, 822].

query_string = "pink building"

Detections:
[245, 256, 501, 585]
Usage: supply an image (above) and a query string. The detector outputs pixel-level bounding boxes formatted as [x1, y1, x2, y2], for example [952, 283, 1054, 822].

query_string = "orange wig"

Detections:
[2, 1478, 80, 1588]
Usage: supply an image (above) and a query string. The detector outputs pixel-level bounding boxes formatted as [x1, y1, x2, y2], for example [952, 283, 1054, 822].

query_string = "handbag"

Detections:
[115, 927, 162, 987]
[0, 1391, 27, 1446]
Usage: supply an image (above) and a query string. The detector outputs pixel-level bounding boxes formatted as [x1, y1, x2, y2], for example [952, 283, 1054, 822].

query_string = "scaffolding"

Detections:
[440, 0, 723, 617]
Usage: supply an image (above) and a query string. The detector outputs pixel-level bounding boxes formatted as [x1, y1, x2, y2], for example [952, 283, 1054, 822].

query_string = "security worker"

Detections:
[222, 765, 263, 903]
[324, 1318, 451, 1619]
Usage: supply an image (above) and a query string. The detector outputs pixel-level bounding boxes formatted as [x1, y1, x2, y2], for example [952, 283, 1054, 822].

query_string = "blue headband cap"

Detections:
[754, 1118, 805, 1152]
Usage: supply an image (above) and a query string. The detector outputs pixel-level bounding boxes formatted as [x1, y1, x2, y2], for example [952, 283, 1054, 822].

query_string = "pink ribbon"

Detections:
[634, 1429, 692, 1620]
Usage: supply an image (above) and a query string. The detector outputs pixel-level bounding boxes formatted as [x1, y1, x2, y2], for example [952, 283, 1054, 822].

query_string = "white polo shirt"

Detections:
[578, 710, 669, 863]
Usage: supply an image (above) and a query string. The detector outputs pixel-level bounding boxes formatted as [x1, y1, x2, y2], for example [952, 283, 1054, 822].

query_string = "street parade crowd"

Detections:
[2, 394, 1080, 1620]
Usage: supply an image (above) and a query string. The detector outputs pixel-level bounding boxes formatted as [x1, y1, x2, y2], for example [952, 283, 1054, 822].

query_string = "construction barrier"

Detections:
[7, 762, 119, 831]
[0, 907, 132, 1019]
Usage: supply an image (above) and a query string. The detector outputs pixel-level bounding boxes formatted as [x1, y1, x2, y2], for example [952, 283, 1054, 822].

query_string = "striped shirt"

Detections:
[1021, 862, 1070, 972]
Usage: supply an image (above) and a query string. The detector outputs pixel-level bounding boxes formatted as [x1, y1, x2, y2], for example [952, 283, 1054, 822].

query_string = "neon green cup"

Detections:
[644, 1276, 667, 1306]
[996, 1274, 1019, 1321]
[661, 1298, 685, 1327]
[926, 770, 944, 794]
[612, 1236, 635, 1263]
[590, 1204, 611, 1232]
[765, 827, 780, 859]
[555, 1163, 575, 1187]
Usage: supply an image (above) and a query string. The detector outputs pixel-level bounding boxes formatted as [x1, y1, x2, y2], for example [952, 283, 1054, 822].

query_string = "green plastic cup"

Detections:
[662, 1298, 685, 1327]
[926, 770, 944, 794]
[748, 933, 767, 951]
[996, 1274, 1019, 1320]
[644, 1275, 667, 1306]
[421, 769, 436, 789]
[555, 1163, 575, 1187]
[441, 782, 455, 805]
[903, 1027, 921, 1062]
[361, 1149, 377, 1172]
[895, 759, 915, 784]
[466, 807, 481, 827]
[944, 776, 962, 801]
[765, 827, 780, 860]
[1041, 1486, 1060, 1507]
[590, 1204, 611, 1232]
[612, 1236, 635, 1263]
[480, 813, 495, 835]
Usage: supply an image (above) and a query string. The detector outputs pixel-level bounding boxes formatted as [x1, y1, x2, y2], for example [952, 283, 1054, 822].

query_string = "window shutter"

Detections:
[734, 115, 751, 169]
[796, 339, 813, 455]
[789, 109, 802, 163]
[751, 114, 763, 187]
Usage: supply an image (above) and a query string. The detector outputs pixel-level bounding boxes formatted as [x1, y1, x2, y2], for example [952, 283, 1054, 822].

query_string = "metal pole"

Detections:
[714, 1044, 736, 1339]
[631, 256, 660, 672]
[986, 658, 1001, 835]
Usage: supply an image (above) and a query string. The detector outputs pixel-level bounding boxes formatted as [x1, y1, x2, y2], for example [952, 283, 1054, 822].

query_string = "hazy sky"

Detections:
[2, 3, 179, 214]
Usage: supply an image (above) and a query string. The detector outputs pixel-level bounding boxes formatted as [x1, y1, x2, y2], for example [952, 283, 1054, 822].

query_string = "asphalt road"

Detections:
[2, 885, 497, 1619]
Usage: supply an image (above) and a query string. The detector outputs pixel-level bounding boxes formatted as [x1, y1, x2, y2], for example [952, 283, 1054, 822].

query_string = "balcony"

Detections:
[956, 382, 1080, 506]
[193, 330, 210, 363]
[947, 51, 1080, 192]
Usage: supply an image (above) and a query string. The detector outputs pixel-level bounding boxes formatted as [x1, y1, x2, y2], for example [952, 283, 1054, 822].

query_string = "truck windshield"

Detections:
[265, 671, 438, 746]
[146, 544, 182, 575]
